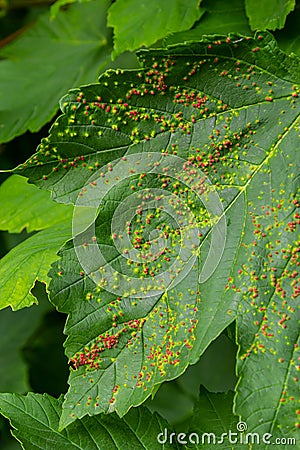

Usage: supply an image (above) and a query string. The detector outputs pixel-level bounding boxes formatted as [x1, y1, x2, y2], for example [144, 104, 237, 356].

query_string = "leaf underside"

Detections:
[14, 32, 300, 437]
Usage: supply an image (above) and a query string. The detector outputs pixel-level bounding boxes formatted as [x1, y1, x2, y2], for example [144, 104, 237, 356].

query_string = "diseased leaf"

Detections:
[0, 0, 112, 143]
[13, 32, 300, 436]
[0, 175, 73, 233]
[146, 381, 195, 426]
[245, 0, 296, 31]
[165, 0, 252, 46]
[0, 393, 177, 450]
[233, 143, 300, 444]
[147, 332, 238, 426]
[107, 0, 204, 57]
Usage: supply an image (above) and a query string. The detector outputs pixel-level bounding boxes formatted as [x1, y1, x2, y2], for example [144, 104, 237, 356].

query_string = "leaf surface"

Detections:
[107, 0, 204, 57]
[0, 0, 112, 143]
[13, 33, 300, 433]
[245, 0, 296, 30]
[0, 393, 177, 449]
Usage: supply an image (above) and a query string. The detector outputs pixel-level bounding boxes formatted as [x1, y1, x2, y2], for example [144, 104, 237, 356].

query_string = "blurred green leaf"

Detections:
[0, 225, 72, 310]
[0, 0, 112, 143]
[0, 173, 89, 311]
[245, 0, 296, 30]
[0, 175, 73, 233]
[107, 0, 204, 57]
[164, 0, 252, 46]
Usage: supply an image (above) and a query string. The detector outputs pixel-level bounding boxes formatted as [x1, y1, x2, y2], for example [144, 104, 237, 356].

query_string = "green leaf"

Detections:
[0, 0, 112, 143]
[0, 175, 89, 311]
[13, 32, 300, 432]
[187, 390, 249, 449]
[107, 0, 204, 58]
[50, 0, 93, 18]
[165, 0, 252, 46]
[0, 175, 73, 233]
[0, 295, 51, 393]
[0, 393, 177, 449]
[0, 226, 72, 311]
[245, 0, 296, 31]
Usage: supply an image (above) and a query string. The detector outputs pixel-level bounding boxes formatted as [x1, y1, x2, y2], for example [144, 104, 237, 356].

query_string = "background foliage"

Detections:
[0, 0, 299, 449]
